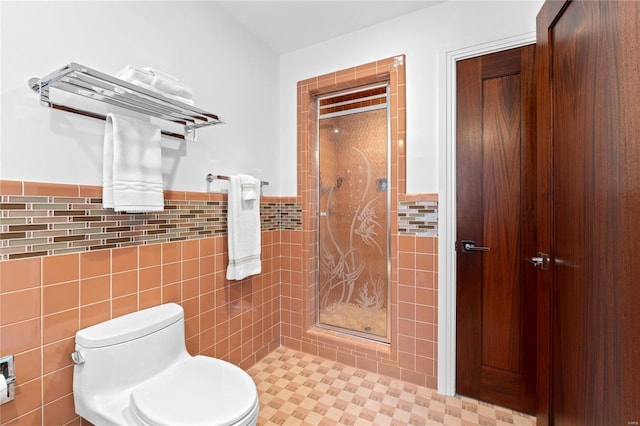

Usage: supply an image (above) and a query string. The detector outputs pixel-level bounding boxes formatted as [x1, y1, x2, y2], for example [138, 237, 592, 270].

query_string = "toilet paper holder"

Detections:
[0, 355, 16, 404]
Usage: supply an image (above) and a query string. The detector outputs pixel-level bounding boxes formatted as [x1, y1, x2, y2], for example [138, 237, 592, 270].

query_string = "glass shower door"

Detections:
[317, 86, 389, 342]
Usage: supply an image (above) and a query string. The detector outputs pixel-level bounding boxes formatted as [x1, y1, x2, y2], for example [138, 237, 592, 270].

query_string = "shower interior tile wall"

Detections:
[0, 178, 437, 425]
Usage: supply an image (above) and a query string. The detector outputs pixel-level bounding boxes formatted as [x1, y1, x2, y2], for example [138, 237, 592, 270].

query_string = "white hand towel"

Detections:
[226, 175, 261, 280]
[103, 113, 164, 213]
[239, 174, 259, 201]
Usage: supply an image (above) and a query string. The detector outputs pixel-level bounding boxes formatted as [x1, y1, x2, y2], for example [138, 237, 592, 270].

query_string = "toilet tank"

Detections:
[73, 303, 190, 407]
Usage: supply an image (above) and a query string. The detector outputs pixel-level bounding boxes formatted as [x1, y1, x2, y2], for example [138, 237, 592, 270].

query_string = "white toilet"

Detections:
[72, 303, 259, 426]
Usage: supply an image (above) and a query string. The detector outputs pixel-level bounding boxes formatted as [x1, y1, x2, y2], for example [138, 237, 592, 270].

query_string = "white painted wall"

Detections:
[1, 1, 544, 196]
[0, 1, 279, 194]
[279, 0, 544, 196]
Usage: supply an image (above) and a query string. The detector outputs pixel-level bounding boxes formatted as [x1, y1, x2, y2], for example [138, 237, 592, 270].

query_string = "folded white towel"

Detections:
[115, 65, 194, 101]
[142, 67, 194, 100]
[115, 65, 154, 85]
[239, 174, 259, 201]
[130, 81, 195, 106]
[103, 113, 164, 213]
[226, 175, 261, 280]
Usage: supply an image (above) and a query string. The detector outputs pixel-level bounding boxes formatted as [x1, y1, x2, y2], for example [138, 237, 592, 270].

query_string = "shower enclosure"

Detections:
[317, 85, 390, 342]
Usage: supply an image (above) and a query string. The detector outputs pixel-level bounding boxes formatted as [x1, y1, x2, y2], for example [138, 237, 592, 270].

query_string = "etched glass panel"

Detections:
[317, 91, 389, 341]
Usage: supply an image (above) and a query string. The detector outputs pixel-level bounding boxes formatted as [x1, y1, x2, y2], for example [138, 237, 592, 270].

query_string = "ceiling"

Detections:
[216, 1, 444, 54]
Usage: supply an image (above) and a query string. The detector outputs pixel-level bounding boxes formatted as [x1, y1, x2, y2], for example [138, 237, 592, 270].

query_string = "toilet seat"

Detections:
[130, 355, 259, 426]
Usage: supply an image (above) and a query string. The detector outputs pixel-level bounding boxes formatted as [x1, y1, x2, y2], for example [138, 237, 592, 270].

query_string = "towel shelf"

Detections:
[28, 62, 224, 141]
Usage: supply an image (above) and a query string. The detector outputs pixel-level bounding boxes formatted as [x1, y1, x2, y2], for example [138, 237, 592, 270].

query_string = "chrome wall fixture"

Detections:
[206, 173, 269, 188]
[28, 62, 224, 141]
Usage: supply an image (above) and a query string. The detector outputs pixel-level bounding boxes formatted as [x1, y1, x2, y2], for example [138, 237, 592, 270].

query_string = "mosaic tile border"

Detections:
[0, 181, 437, 258]
[398, 201, 438, 236]
[0, 193, 302, 261]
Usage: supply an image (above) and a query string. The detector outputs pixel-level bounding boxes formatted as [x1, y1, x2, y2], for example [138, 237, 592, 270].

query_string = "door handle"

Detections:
[527, 252, 550, 270]
[461, 240, 490, 253]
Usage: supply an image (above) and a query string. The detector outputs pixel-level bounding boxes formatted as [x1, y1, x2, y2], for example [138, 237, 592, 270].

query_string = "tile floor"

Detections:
[247, 347, 536, 426]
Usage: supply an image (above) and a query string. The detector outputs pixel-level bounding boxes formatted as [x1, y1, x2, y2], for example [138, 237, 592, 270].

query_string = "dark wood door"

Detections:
[456, 45, 537, 415]
[537, 1, 640, 424]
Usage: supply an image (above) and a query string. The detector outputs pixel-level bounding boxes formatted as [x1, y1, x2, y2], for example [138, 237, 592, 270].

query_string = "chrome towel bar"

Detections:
[206, 173, 269, 187]
[28, 62, 224, 141]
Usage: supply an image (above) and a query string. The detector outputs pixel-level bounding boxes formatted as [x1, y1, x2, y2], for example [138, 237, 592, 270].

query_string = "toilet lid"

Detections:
[130, 356, 258, 426]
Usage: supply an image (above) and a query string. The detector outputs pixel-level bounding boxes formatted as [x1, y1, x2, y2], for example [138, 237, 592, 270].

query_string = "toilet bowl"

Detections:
[72, 303, 259, 426]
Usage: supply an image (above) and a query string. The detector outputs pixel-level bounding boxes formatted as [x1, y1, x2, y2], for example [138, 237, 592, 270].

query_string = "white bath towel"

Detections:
[226, 175, 261, 280]
[103, 113, 165, 213]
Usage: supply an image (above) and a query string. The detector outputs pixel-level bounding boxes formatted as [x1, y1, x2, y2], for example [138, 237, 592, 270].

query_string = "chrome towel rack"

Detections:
[206, 173, 269, 187]
[28, 62, 224, 141]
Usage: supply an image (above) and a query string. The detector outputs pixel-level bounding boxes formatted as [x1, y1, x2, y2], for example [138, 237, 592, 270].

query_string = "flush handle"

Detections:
[71, 351, 85, 365]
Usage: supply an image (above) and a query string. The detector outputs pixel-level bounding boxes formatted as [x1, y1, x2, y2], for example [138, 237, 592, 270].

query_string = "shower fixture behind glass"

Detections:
[316, 84, 390, 342]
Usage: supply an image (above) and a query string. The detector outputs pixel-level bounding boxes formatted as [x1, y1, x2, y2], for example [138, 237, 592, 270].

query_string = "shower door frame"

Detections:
[315, 83, 392, 343]
[292, 55, 412, 385]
